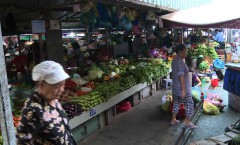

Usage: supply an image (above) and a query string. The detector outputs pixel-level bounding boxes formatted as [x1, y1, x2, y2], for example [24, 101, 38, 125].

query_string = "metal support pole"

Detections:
[181, 29, 184, 44]
[0, 23, 17, 145]
[38, 33, 44, 61]
[208, 29, 210, 46]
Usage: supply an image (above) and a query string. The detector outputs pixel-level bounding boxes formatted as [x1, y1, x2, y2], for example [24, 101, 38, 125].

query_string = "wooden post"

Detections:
[0, 23, 17, 145]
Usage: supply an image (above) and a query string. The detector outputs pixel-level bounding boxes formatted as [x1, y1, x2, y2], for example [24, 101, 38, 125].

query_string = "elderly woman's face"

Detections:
[40, 81, 65, 101]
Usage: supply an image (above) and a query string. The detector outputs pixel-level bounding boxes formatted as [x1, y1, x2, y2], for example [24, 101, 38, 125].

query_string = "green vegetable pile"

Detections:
[206, 46, 218, 60]
[88, 65, 104, 80]
[198, 61, 210, 71]
[231, 135, 240, 145]
[63, 59, 171, 112]
[0, 135, 2, 145]
[94, 81, 120, 101]
[119, 76, 137, 91]
[129, 62, 170, 84]
[195, 43, 218, 59]
[187, 48, 198, 58]
[67, 91, 105, 111]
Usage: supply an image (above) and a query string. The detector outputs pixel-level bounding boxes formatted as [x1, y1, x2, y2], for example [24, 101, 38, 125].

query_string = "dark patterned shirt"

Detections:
[17, 92, 76, 145]
[171, 55, 191, 97]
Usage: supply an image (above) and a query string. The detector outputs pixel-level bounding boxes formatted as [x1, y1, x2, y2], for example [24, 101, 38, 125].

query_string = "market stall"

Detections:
[224, 63, 240, 112]
[160, 0, 240, 114]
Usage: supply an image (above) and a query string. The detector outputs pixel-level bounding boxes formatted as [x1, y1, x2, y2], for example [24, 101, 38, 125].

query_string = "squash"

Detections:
[168, 56, 172, 61]
[104, 75, 110, 81]
[114, 75, 121, 79]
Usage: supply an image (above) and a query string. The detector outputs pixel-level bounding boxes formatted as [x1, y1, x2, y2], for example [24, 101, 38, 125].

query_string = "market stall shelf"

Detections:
[69, 82, 148, 129]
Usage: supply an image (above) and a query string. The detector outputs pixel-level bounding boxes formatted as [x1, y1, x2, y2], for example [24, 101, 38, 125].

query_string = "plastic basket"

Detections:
[211, 79, 218, 87]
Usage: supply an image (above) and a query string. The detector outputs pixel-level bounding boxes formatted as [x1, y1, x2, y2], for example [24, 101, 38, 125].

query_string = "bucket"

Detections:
[190, 58, 197, 68]
[211, 79, 218, 87]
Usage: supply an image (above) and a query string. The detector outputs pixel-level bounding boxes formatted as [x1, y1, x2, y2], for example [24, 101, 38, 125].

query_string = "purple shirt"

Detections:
[171, 55, 191, 97]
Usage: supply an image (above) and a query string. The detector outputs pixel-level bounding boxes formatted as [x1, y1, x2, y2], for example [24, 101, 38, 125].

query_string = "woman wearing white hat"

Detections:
[16, 61, 77, 145]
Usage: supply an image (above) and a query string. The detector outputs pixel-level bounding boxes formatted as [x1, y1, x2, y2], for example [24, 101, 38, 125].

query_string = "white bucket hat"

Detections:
[32, 61, 70, 84]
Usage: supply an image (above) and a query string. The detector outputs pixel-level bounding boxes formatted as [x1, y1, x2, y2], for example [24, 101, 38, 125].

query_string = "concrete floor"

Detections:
[78, 82, 239, 145]
[186, 81, 240, 144]
[79, 90, 184, 145]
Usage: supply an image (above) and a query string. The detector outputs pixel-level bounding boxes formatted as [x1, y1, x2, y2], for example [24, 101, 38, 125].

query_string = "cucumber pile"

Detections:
[67, 91, 105, 111]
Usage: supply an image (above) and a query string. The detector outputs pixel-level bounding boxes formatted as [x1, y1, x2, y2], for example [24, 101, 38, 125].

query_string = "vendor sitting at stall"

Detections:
[189, 68, 202, 87]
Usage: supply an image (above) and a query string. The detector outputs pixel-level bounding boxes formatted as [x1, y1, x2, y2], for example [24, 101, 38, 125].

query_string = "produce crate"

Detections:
[105, 106, 116, 125]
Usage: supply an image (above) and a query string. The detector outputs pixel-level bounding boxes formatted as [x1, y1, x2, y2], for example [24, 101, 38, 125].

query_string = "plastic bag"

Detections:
[213, 58, 225, 70]
[192, 87, 201, 103]
[203, 102, 220, 115]
[162, 100, 171, 112]
[162, 95, 167, 104]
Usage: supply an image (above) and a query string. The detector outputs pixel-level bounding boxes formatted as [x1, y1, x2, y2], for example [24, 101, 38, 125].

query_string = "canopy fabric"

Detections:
[161, 0, 240, 28]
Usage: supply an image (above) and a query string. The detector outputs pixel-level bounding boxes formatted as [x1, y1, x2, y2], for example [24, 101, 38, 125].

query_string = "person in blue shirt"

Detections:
[214, 29, 225, 49]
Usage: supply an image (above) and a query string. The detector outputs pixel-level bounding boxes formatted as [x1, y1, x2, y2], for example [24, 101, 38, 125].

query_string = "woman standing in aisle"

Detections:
[16, 61, 77, 145]
[69, 41, 83, 67]
[170, 44, 197, 129]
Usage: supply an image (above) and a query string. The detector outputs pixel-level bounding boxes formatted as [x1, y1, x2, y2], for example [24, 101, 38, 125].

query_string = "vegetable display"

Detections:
[231, 135, 240, 145]
[67, 91, 105, 111]
[65, 79, 77, 90]
[0, 136, 2, 145]
[198, 61, 210, 71]
[88, 65, 104, 80]
[11, 58, 171, 120]
[62, 103, 84, 119]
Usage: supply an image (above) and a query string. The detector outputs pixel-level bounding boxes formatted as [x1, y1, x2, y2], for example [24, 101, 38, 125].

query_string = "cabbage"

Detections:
[88, 66, 104, 80]
[199, 61, 209, 71]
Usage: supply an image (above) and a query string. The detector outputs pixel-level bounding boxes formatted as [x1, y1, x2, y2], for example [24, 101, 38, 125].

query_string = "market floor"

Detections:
[78, 82, 239, 145]
[186, 81, 240, 144]
[78, 90, 184, 145]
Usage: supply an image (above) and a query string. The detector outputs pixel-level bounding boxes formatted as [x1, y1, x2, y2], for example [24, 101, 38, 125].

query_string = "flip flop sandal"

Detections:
[170, 120, 180, 126]
[183, 123, 198, 129]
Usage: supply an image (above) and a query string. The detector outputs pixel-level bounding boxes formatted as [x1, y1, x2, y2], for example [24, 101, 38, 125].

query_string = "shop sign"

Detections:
[31, 20, 46, 33]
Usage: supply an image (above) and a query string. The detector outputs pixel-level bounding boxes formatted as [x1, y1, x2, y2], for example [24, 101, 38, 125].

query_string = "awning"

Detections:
[161, 0, 240, 28]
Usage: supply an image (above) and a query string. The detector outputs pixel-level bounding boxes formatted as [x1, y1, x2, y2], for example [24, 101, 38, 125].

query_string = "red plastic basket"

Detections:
[211, 79, 218, 87]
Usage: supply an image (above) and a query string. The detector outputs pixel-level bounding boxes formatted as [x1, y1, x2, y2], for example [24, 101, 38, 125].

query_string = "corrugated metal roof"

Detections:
[0, 0, 215, 33]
